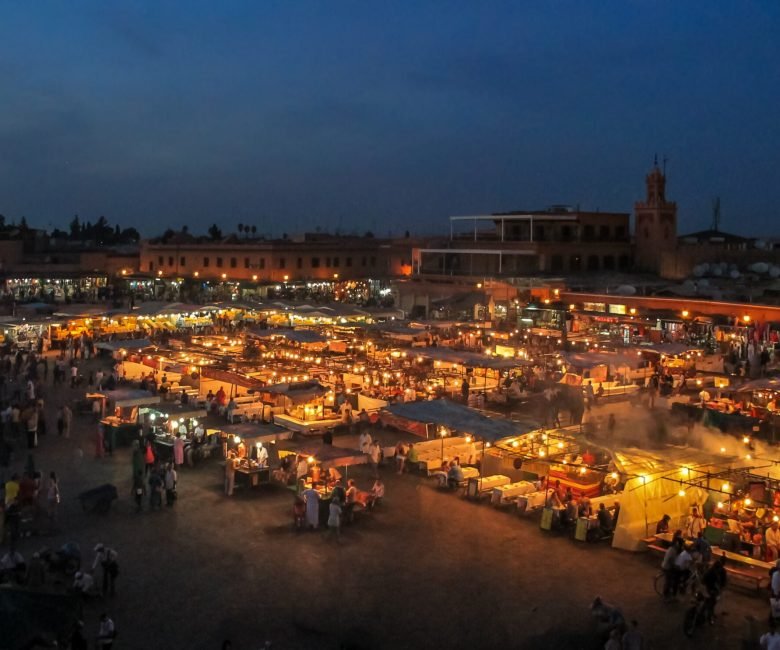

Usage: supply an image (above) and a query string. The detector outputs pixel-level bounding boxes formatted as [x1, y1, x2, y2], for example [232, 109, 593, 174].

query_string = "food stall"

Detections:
[222, 422, 295, 488]
[97, 389, 161, 448]
[261, 380, 341, 435]
[143, 402, 209, 462]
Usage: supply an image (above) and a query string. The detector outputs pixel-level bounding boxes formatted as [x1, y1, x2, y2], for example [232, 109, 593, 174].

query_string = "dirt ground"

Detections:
[1, 357, 770, 649]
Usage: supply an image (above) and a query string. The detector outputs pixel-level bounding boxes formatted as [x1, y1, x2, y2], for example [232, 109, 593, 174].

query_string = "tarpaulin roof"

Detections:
[383, 399, 538, 442]
[261, 380, 329, 403]
[637, 342, 703, 356]
[201, 367, 262, 389]
[147, 402, 207, 420]
[102, 388, 160, 407]
[276, 440, 367, 468]
[561, 351, 644, 369]
[414, 346, 529, 369]
[217, 422, 294, 442]
[736, 377, 780, 392]
[96, 338, 153, 352]
[247, 327, 328, 343]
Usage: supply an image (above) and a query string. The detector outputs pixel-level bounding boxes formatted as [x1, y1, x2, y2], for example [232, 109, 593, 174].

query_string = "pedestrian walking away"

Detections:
[92, 544, 119, 597]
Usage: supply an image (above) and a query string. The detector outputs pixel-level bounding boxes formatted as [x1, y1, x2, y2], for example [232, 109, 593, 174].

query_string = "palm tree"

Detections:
[238, 224, 244, 237]
[250, 225, 257, 238]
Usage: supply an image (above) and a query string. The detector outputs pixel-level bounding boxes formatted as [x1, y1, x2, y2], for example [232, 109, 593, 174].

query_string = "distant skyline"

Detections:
[1, 2, 779, 237]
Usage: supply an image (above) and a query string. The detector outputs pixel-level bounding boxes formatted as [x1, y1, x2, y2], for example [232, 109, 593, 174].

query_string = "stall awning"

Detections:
[217, 422, 294, 443]
[201, 367, 262, 390]
[261, 380, 329, 403]
[276, 441, 366, 468]
[414, 346, 528, 369]
[247, 327, 328, 344]
[147, 403, 207, 420]
[102, 389, 160, 408]
[561, 351, 644, 370]
[383, 399, 537, 443]
[736, 377, 780, 393]
[637, 343, 703, 356]
[96, 338, 153, 352]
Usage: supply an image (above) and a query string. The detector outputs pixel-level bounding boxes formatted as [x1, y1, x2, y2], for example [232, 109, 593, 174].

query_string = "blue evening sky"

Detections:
[0, 1, 778, 237]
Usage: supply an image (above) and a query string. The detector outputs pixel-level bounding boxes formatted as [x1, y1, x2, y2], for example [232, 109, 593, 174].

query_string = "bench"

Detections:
[725, 565, 768, 591]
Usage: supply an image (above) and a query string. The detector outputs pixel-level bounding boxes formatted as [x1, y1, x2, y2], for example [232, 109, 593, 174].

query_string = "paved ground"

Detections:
[1, 359, 770, 649]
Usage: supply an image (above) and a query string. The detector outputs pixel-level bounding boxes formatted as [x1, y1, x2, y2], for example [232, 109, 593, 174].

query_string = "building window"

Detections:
[346, 257, 352, 267]
[325, 257, 331, 268]
[618, 255, 631, 270]
[230, 257, 237, 268]
[561, 226, 572, 242]
[158, 256, 164, 266]
[587, 255, 600, 271]
[550, 255, 564, 272]
[600, 225, 610, 239]
[244, 258, 250, 269]
[569, 255, 582, 271]
[603, 255, 615, 270]
[149, 261, 154, 272]
[615, 225, 626, 240]
[278, 258, 286, 269]
[296, 257, 303, 269]
[583, 225, 595, 241]
[204, 257, 210, 267]
[370, 256, 376, 267]
[180, 257, 186, 267]
[216, 257, 223, 268]
[333, 257, 340, 268]
[362, 257, 367, 267]
[259, 258, 265, 269]
[533, 226, 545, 241]
[311, 257, 320, 268]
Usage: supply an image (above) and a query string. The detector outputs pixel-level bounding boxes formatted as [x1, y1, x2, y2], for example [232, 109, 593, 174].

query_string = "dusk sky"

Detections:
[1, 2, 778, 237]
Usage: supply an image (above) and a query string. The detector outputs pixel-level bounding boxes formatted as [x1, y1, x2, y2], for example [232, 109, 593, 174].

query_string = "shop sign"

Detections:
[583, 302, 606, 312]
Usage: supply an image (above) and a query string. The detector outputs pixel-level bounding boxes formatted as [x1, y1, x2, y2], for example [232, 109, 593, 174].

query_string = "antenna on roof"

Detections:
[711, 197, 721, 232]
[663, 155, 668, 176]
[653, 153, 658, 167]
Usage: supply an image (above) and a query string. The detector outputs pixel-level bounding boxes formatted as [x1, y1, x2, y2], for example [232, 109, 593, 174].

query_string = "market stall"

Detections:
[97, 389, 160, 449]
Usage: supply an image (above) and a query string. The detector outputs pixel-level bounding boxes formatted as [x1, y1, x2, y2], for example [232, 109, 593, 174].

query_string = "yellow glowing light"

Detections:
[511, 440, 519, 448]
[465, 436, 472, 443]
[681, 310, 689, 318]
[629, 308, 636, 315]
[681, 467, 689, 476]
[539, 449, 546, 457]
[252, 274, 258, 281]
[720, 447, 726, 453]
[774, 515, 779, 523]
[221, 273, 227, 279]
[307, 456, 315, 464]
[283, 275, 289, 281]
[121, 269, 127, 276]
[717, 502, 723, 508]
[157, 270, 163, 276]
[610, 472, 618, 479]
[722, 482, 730, 492]
[678, 489, 686, 497]
[744, 498, 752, 506]
[569, 304, 576, 310]
[743, 436, 750, 444]
[743, 315, 751, 323]
[233, 435, 241, 443]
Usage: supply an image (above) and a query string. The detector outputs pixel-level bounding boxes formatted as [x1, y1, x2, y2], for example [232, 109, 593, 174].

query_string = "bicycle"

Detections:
[654, 562, 704, 597]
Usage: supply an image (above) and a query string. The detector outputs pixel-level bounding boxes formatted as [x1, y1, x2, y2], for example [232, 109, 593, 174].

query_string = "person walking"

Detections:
[62, 404, 72, 438]
[368, 440, 381, 478]
[173, 433, 185, 468]
[46, 471, 60, 522]
[132, 469, 145, 513]
[148, 468, 163, 510]
[56, 406, 65, 436]
[224, 453, 237, 496]
[144, 441, 155, 476]
[92, 544, 119, 597]
[95, 422, 105, 458]
[327, 497, 342, 541]
[302, 482, 320, 529]
[96, 613, 116, 649]
[26, 406, 38, 449]
[70, 362, 78, 388]
[164, 463, 177, 506]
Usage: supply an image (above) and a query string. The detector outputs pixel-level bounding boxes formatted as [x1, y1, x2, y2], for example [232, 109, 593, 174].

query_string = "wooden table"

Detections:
[466, 474, 510, 499]
[491, 481, 535, 506]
